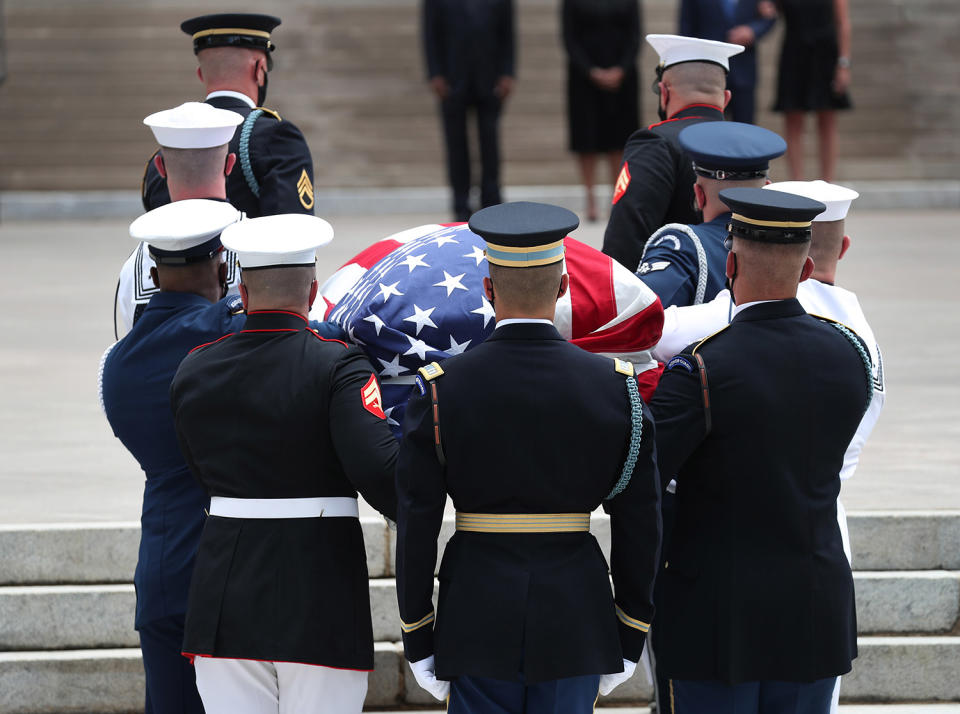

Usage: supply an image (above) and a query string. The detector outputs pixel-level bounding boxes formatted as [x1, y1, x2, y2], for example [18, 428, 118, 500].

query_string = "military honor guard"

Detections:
[602, 34, 744, 272]
[117, 102, 243, 335]
[649, 180, 883, 713]
[99, 199, 247, 714]
[394, 202, 662, 713]
[142, 13, 315, 218]
[637, 121, 787, 308]
[649, 188, 872, 713]
[169, 215, 398, 714]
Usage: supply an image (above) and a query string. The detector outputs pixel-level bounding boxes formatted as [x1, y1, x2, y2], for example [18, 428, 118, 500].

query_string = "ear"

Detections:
[558, 273, 569, 299]
[196, 66, 204, 83]
[256, 57, 267, 85]
[308, 279, 319, 309]
[725, 250, 737, 279]
[799, 255, 815, 282]
[149, 266, 159, 289]
[482, 276, 495, 301]
[722, 89, 732, 109]
[153, 153, 167, 179]
[838, 234, 851, 260]
[693, 182, 707, 212]
[224, 152, 237, 177]
[218, 260, 228, 283]
[238, 282, 249, 309]
[658, 81, 669, 107]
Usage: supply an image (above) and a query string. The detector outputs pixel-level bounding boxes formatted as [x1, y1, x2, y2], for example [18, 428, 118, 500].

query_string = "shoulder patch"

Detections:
[415, 374, 427, 395]
[254, 107, 282, 121]
[613, 358, 634, 376]
[417, 362, 444, 381]
[638, 260, 671, 276]
[691, 324, 731, 355]
[666, 355, 695, 373]
[226, 295, 244, 315]
[361, 373, 386, 419]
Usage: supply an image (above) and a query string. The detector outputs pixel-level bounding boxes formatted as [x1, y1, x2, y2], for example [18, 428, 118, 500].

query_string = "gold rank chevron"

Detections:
[615, 605, 651, 633]
[455, 512, 591, 533]
[400, 610, 435, 633]
[297, 169, 314, 210]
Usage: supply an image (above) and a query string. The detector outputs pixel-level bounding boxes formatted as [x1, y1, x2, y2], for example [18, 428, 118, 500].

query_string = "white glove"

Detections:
[409, 655, 450, 701]
[598, 658, 637, 696]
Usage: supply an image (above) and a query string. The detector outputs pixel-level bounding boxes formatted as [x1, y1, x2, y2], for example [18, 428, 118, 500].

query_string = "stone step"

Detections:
[2, 571, 957, 651]
[3, 512, 958, 587]
[2, 638, 959, 711]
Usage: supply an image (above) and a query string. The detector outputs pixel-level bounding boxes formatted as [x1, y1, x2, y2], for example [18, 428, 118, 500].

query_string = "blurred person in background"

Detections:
[769, 0, 852, 181]
[561, 0, 641, 222]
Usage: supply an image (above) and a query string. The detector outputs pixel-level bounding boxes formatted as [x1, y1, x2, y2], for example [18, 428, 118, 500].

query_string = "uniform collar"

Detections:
[495, 318, 554, 329]
[146, 291, 214, 310]
[485, 321, 563, 342]
[242, 310, 309, 331]
[648, 103, 725, 129]
[731, 297, 805, 322]
[206, 90, 256, 108]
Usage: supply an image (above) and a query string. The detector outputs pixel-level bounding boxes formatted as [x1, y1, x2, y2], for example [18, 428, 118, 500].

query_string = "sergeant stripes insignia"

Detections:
[297, 169, 314, 210]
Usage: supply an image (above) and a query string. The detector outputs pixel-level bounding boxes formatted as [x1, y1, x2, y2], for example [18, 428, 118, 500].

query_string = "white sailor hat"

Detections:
[221, 214, 334, 269]
[129, 199, 242, 265]
[143, 102, 243, 149]
[763, 180, 859, 222]
[646, 34, 745, 73]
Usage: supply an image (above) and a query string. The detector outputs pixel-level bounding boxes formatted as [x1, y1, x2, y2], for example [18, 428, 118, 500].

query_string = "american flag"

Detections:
[317, 223, 664, 436]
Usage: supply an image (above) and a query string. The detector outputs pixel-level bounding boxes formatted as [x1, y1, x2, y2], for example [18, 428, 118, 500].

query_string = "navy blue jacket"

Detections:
[679, 0, 775, 90]
[602, 104, 725, 272]
[423, 0, 515, 98]
[141, 95, 314, 218]
[101, 292, 246, 627]
[650, 299, 868, 683]
[396, 322, 661, 682]
[637, 213, 731, 308]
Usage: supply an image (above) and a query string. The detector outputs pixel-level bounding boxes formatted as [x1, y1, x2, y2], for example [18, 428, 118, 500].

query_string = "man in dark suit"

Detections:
[170, 214, 397, 714]
[395, 201, 662, 713]
[423, 0, 515, 221]
[142, 13, 315, 218]
[602, 34, 744, 273]
[649, 188, 870, 713]
[680, 0, 776, 123]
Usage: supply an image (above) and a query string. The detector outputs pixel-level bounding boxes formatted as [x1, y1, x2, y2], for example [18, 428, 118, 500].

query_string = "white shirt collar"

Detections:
[495, 318, 554, 329]
[206, 90, 256, 108]
[731, 299, 779, 318]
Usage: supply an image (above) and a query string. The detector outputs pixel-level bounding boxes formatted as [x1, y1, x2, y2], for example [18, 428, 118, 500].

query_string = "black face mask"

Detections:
[257, 72, 268, 107]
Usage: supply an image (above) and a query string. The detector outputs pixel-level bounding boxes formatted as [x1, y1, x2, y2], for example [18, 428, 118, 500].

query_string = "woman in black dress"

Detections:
[770, 0, 852, 181]
[562, 0, 641, 221]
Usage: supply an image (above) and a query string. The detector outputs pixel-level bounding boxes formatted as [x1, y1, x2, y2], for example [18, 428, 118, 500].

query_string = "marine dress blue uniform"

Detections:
[101, 292, 246, 714]
[637, 121, 787, 308]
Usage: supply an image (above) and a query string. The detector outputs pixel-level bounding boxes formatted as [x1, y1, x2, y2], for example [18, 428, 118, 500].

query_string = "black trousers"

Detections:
[139, 613, 205, 714]
[440, 92, 503, 219]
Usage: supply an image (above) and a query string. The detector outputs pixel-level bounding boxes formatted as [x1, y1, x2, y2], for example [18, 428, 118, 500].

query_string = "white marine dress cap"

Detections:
[144, 102, 243, 149]
[764, 180, 860, 222]
[129, 199, 242, 262]
[646, 34, 745, 72]
[221, 214, 334, 269]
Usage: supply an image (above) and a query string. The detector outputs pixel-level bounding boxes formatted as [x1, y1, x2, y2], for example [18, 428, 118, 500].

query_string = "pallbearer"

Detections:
[395, 201, 662, 713]
[170, 215, 398, 714]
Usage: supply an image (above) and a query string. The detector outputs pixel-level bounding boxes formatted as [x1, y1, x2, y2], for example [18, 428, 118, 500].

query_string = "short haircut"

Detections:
[702, 176, 768, 205]
[663, 62, 726, 96]
[732, 237, 810, 290]
[160, 144, 228, 192]
[809, 219, 845, 270]
[239, 265, 315, 305]
[488, 261, 564, 313]
[197, 46, 262, 84]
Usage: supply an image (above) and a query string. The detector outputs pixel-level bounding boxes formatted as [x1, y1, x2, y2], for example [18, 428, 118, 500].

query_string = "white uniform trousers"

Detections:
[194, 657, 368, 714]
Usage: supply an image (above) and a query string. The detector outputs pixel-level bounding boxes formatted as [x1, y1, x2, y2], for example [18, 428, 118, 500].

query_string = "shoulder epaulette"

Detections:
[613, 358, 634, 377]
[691, 324, 731, 355]
[418, 362, 444, 381]
[254, 107, 282, 121]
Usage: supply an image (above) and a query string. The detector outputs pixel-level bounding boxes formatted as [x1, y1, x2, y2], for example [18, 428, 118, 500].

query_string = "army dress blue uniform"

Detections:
[637, 120, 787, 306]
[395, 203, 662, 713]
[141, 14, 315, 218]
[101, 291, 247, 714]
[648, 189, 871, 713]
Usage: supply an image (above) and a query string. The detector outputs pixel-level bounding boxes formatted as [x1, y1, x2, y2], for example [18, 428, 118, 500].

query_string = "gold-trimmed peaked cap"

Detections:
[469, 201, 579, 268]
[721, 187, 826, 245]
[181, 13, 281, 60]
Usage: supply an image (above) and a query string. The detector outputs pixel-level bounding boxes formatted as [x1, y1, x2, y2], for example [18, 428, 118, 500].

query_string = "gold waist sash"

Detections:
[455, 512, 590, 533]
